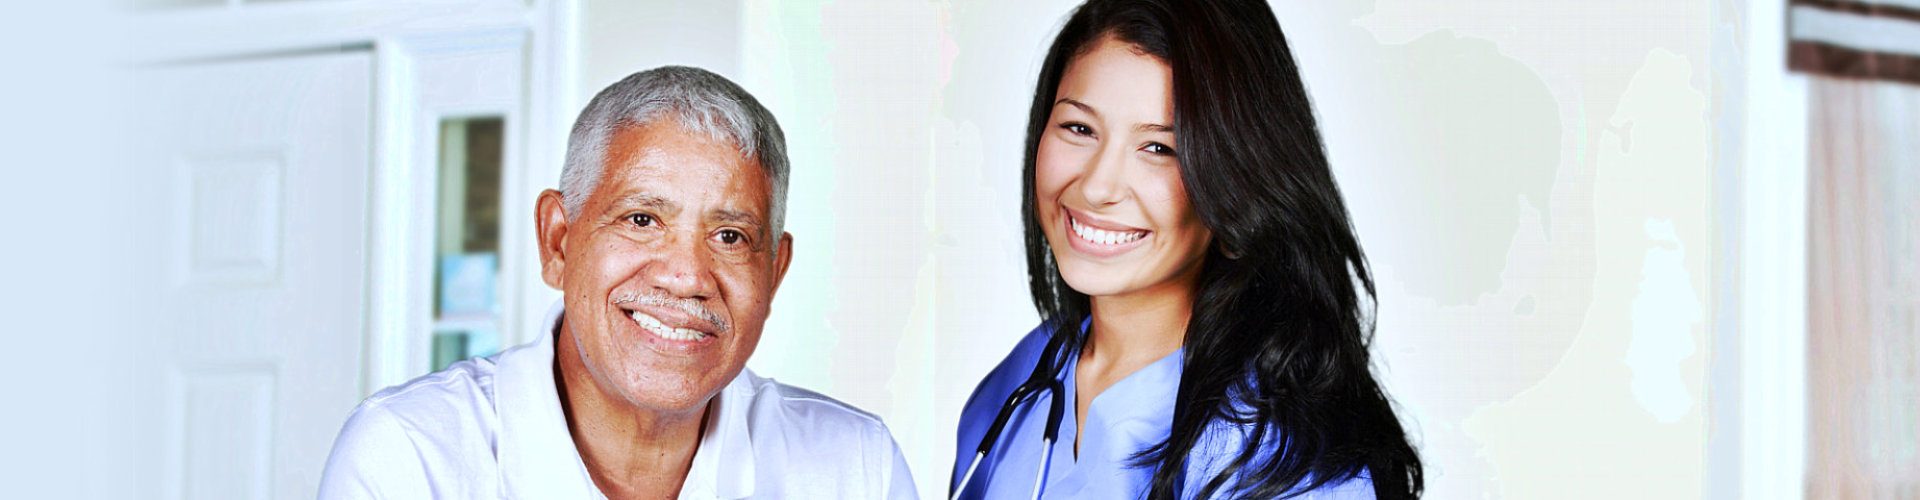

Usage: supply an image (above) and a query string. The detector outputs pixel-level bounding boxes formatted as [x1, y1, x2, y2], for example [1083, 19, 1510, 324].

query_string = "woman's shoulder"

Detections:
[998, 322, 1059, 372]
[951, 322, 1063, 488]
[960, 322, 1058, 412]
[1183, 431, 1377, 499]
[1183, 409, 1379, 499]
[954, 322, 1065, 439]
[1188, 469, 1375, 500]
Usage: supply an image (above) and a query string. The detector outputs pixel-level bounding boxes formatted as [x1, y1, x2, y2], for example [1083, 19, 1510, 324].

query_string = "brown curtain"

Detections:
[1806, 77, 1920, 498]
[1789, 0, 1920, 84]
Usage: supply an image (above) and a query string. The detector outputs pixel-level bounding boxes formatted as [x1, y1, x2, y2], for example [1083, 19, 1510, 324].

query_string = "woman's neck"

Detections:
[1073, 267, 1200, 455]
[1083, 265, 1201, 368]
[1085, 291, 1190, 369]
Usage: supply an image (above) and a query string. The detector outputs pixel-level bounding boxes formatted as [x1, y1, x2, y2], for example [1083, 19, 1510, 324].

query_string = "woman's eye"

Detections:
[628, 213, 655, 227]
[1143, 142, 1176, 156]
[1060, 122, 1093, 137]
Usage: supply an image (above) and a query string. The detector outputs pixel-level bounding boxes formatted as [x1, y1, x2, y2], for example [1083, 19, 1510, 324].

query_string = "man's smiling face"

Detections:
[548, 118, 791, 413]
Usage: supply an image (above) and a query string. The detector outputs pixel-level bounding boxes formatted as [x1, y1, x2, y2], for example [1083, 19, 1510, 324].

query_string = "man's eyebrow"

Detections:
[710, 208, 765, 229]
[609, 192, 676, 212]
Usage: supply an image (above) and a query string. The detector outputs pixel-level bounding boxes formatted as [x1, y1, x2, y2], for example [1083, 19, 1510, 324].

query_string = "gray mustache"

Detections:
[612, 292, 730, 332]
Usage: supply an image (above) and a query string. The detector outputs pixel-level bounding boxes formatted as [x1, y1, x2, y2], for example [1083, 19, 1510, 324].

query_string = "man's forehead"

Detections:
[604, 120, 754, 170]
[595, 124, 771, 220]
[597, 173, 770, 217]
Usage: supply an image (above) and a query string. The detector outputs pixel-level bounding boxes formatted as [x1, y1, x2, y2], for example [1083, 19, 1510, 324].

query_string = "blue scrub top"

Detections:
[951, 321, 1377, 500]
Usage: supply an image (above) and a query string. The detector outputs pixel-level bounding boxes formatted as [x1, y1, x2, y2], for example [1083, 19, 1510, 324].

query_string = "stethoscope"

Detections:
[950, 332, 1071, 500]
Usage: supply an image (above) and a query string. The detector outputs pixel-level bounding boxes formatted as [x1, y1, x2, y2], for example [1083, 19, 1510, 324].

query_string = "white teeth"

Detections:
[629, 310, 709, 341]
[1071, 216, 1145, 246]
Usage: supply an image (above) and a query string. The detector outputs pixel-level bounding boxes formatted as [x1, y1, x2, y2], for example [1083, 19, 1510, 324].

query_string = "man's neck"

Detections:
[554, 325, 708, 500]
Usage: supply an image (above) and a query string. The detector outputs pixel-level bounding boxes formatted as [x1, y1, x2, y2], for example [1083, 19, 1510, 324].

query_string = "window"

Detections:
[430, 116, 505, 371]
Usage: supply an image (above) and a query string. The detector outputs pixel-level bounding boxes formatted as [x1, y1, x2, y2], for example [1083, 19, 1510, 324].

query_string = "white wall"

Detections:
[3, 0, 1804, 497]
[1298, 1, 1717, 496]
[737, 4, 1077, 497]
[577, 1, 744, 100]
[1, 2, 137, 498]
[575, 1, 1779, 498]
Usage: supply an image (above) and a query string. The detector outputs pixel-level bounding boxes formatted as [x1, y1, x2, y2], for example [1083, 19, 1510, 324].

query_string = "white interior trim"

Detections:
[1708, 2, 1749, 497]
[363, 38, 423, 395]
[364, 28, 537, 392]
[1745, 0, 1812, 498]
[1712, 0, 1812, 498]
[507, 0, 577, 349]
[123, 0, 535, 64]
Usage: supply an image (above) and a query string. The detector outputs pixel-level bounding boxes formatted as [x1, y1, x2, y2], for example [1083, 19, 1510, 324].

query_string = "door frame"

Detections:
[126, 0, 579, 394]
[1707, 0, 1811, 497]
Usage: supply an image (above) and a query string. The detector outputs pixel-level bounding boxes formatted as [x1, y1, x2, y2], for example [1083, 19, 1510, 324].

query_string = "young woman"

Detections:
[950, 0, 1423, 499]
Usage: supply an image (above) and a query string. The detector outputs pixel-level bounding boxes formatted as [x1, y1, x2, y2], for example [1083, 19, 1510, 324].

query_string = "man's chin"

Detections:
[616, 385, 722, 416]
[603, 366, 733, 414]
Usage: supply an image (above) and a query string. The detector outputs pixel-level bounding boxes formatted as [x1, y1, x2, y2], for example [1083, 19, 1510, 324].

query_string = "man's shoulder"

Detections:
[355, 355, 503, 429]
[728, 371, 917, 497]
[734, 369, 888, 434]
[319, 355, 511, 498]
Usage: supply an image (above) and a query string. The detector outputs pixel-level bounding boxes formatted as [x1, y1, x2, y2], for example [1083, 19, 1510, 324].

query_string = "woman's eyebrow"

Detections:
[1054, 98, 1100, 119]
[1057, 97, 1171, 133]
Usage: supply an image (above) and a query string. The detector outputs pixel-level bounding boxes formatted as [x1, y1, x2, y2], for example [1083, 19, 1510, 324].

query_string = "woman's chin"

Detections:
[1057, 265, 1128, 298]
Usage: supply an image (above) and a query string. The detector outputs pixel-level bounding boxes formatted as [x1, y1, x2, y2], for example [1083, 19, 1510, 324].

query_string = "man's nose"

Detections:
[642, 232, 718, 299]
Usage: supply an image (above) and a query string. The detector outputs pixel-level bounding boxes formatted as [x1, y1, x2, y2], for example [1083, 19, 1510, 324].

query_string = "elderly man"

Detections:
[319, 66, 917, 499]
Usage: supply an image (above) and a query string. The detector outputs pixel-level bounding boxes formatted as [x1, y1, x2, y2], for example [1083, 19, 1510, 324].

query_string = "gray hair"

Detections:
[561, 66, 790, 240]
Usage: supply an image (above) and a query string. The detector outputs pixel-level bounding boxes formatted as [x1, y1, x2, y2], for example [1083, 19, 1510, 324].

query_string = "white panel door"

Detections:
[129, 51, 372, 500]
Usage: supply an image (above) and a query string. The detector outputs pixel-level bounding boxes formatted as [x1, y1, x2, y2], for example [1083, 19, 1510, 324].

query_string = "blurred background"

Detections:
[2, 0, 1913, 498]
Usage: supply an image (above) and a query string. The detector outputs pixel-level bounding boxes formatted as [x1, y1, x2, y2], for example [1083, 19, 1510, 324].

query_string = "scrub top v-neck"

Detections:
[951, 321, 1381, 499]
[952, 321, 1183, 499]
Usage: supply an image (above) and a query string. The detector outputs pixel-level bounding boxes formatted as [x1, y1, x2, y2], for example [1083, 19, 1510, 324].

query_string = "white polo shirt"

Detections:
[318, 305, 917, 499]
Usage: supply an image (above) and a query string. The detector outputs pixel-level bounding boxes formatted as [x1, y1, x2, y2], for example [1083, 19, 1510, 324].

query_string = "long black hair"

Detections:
[1019, 0, 1423, 498]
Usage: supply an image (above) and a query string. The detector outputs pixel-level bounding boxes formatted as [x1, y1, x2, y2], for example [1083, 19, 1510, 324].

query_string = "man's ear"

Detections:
[769, 232, 794, 294]
[535, 189, 570, 290]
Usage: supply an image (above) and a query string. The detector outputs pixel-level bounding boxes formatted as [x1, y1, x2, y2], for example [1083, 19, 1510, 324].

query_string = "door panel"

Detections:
[131, 51, 371, 500]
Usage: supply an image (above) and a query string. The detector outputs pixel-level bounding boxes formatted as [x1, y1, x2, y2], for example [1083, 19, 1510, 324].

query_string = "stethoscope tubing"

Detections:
[951, 333, 1072, 500]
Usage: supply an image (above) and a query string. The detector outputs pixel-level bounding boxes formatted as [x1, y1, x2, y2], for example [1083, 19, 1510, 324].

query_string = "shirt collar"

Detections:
[680, 368, 756, 499]
[496, 300, 758, 500]
[495, 300, 600, 498]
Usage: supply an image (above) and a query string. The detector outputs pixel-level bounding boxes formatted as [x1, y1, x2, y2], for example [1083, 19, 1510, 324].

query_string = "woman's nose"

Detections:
[1077, 145, 1130, 207]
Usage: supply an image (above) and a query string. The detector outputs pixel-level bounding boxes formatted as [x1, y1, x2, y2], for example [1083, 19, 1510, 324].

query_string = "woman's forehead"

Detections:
[1056, 38, 1174, 126]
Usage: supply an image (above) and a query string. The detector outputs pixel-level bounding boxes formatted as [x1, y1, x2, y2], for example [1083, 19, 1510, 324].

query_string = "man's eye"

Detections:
[716, 229, 746, 246]
[628, 213, 655, 227]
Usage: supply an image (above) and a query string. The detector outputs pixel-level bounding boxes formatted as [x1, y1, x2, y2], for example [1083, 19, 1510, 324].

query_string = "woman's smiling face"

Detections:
[1035, 35, 1212, 301]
